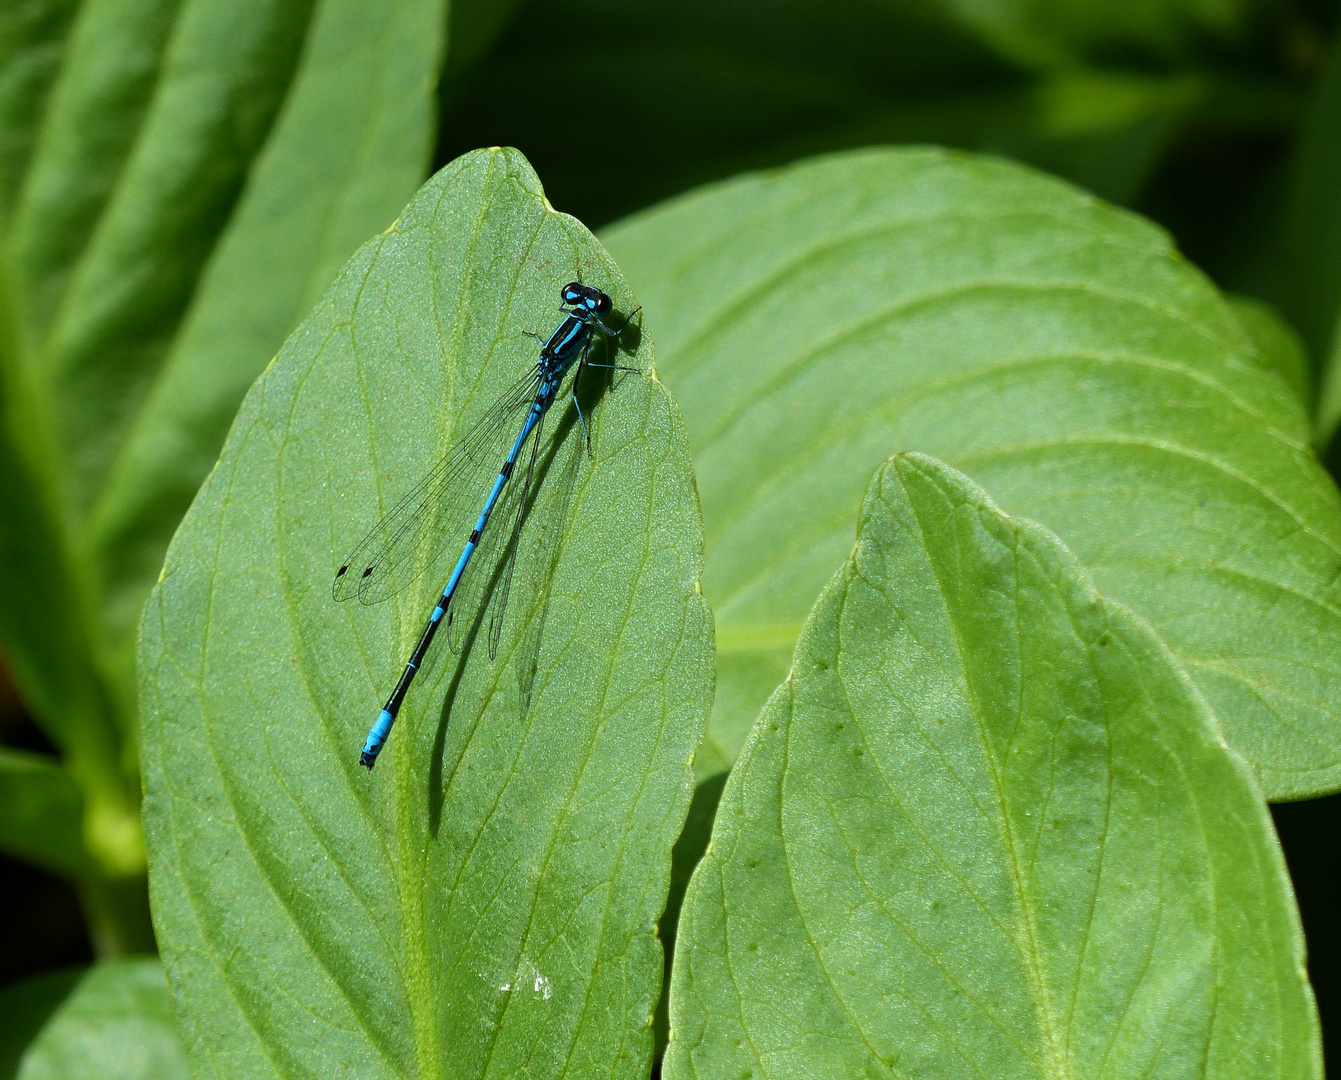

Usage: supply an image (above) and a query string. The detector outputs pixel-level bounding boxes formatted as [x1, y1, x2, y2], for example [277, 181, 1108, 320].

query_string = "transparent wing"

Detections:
[333, 368, 541, 605]
[445, 403, 548, 655]
[484, 405, 547, 659]
[507, 414, 585, 709]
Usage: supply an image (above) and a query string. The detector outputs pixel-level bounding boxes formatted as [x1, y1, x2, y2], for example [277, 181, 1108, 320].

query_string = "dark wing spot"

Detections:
[336, 565, 349, 578]
[361, 566, 375, 579]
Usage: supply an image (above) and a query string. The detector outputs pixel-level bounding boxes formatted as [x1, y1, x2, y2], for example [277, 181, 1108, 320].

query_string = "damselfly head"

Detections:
[561, 282, 613, 315]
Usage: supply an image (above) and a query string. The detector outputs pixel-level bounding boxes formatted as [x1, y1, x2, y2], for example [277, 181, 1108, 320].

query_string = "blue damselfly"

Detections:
[334, 282, 639, 768]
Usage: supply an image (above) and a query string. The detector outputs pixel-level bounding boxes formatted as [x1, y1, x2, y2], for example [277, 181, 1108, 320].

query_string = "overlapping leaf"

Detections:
[9, 961, 188, 1080]
[141, 148, 713, 1079]
[603, 146, 1341, 798]
[666, 453, 1320, 1079]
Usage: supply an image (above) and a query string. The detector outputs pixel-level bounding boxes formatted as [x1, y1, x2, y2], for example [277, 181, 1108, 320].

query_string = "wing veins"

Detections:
[333, 367, 540, 604]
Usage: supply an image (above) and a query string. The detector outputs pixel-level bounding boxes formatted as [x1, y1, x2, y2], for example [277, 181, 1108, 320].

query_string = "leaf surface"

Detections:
[666, 453, 1321, 1079]
[13, 960, 188, 1080]
[603, 146, 1341, 799]
[140, 147, 713, 1079]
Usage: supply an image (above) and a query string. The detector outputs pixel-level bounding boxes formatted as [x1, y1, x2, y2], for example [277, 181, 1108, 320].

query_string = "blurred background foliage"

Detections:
[1, 0, 1339, 1069]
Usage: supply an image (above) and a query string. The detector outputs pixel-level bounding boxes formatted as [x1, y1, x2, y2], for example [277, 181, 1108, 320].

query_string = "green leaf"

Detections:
[0, 747, 88, 876]
[0, 967, 81, 1080]
[140, 148, 713, 1078]
[602, 146, 1341, 800]
[666, 453, 1321, 1079]
[0, 290, 96, 746]
[0, 0, 79, 229]
[0, 0, 445, 916]
[85, 0, 447, 718]
[1226, 293, 1311, 407]
[13, 960, 188, 1080]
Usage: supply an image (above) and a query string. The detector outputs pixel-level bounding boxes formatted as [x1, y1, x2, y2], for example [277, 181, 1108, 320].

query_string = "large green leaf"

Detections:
[0, 0, 445, 936]
[140, 148, 713, 1078]
[666, 453, 1320, 1079]
[12, 960, 188, 1080]
[602, 146, 1341, 800]
[0, 259, 134, 888]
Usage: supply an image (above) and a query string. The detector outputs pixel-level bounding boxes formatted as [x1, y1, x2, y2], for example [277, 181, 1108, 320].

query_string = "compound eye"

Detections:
[596, 293, 612, 314]
[561, 282, 582, 304]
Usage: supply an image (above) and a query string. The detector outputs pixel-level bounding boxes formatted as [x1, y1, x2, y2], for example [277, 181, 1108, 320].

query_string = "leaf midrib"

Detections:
[899, 467, 1069, 1078]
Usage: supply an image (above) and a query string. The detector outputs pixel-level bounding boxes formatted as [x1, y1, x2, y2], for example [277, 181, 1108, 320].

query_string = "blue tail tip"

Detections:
[359, 749, 378, 770]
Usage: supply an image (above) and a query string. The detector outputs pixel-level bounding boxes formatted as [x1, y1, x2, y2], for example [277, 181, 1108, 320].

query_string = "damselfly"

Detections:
[334, 281, 640, 768]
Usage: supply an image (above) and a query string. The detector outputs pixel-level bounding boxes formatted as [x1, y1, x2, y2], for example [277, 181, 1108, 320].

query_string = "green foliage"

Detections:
[7, 960, 187, 1080]
[139, 148, 713, 1079]
[3, 0, 1341, 1072]
[667, 454, 1321, 1078]
[0, 0, 447, 950]
[603, 146, 1341, 801]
